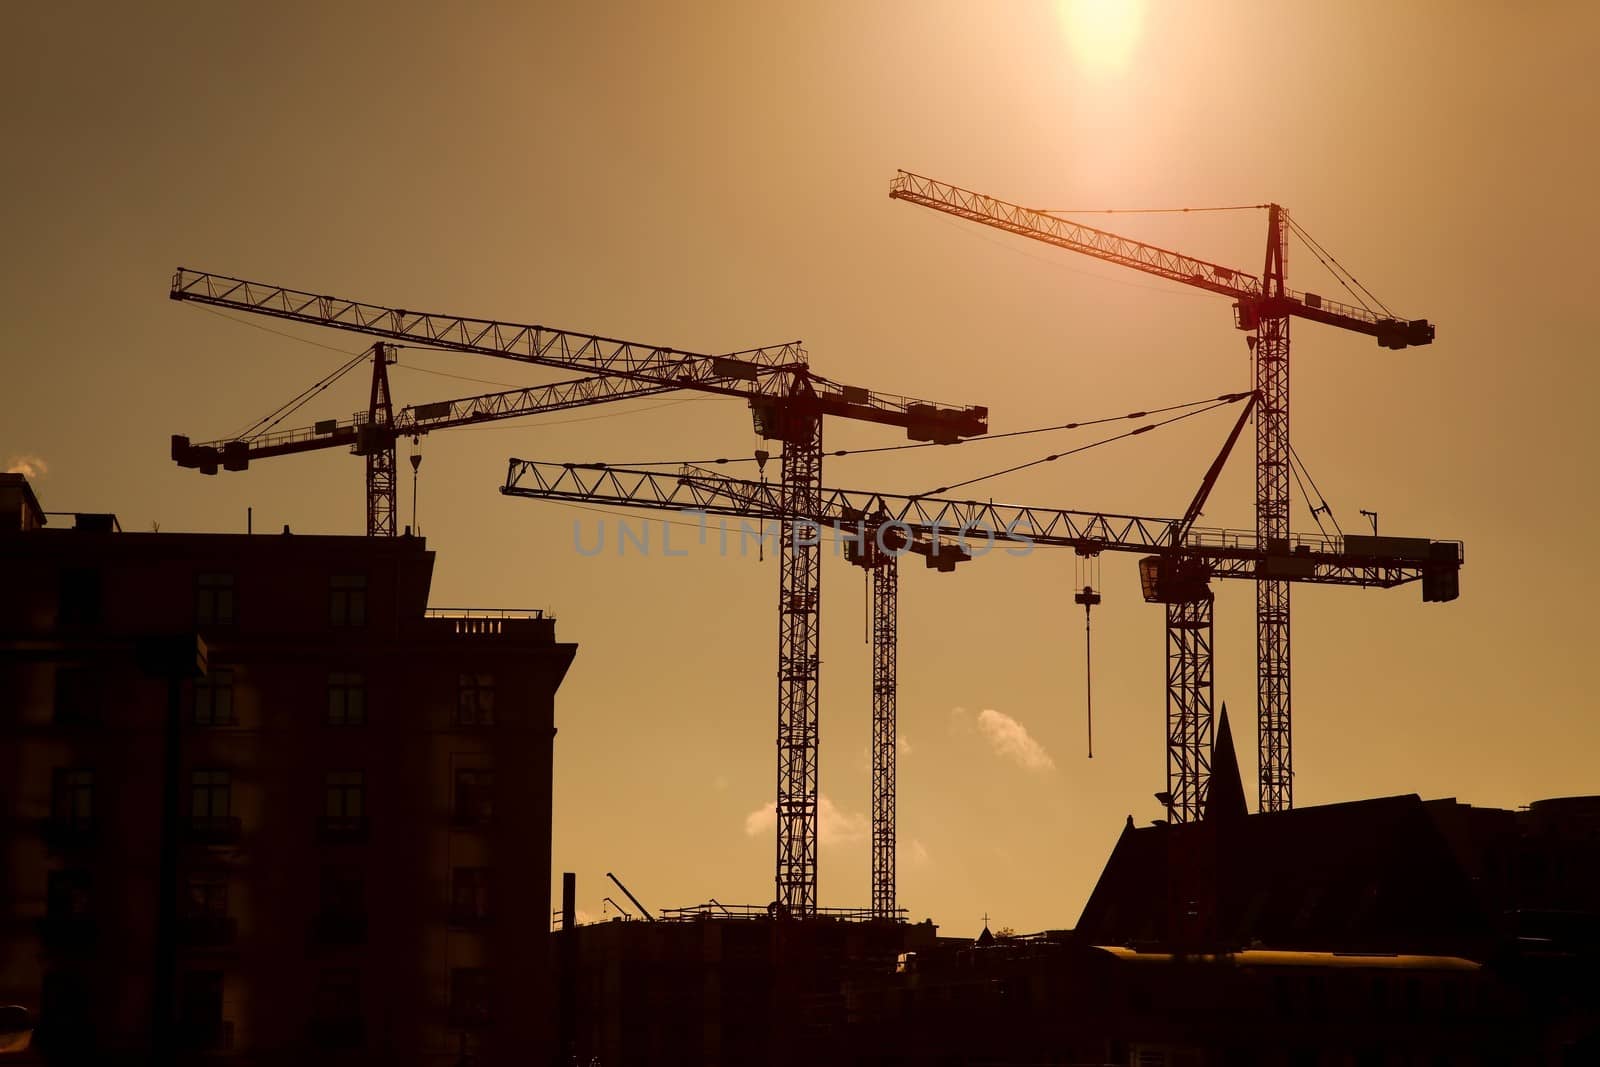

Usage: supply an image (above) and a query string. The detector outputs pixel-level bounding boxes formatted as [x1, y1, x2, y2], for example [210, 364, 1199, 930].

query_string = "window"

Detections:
[453, 769, 494, 825]
[185, 874, 229, 919]
[320, 866, 365, 918]
[51, 769, 94, 830]
[455, 674, 495, 727]
[451, 867, 490, 923]
[326, 673, 366, 726]
[53, 667, 97, 725]
[329, 575, 367, 628]
[194, 572, 235, 626]
[58, 569, 102, 626]
[449, 967, 491, 1028]
[313, 968, 360, 1022]
[47, 870, 92, 920]
[325, 772, 365, 819]
[39, 972, 92, 1053]
[179, 970, 223, 1028]
[190, 771, 231, 821]
[193, 670, 236, 727]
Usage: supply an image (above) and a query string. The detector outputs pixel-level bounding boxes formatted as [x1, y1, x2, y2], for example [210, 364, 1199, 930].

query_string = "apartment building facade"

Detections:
[0, 474, 576, 1064]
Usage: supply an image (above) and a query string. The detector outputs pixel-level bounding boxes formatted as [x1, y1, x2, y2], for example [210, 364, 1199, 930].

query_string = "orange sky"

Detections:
[4, 1, 1598, 934]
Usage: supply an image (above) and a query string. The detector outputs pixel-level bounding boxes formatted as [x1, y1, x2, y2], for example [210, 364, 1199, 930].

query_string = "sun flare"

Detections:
[1057, 0, 1146, 76]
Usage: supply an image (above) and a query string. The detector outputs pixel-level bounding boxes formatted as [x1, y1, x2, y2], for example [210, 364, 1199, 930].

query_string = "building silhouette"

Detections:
[551, 709, 1598, 1065]
[836, 710, 1600, 1065]
[0, 473, 575, 1064]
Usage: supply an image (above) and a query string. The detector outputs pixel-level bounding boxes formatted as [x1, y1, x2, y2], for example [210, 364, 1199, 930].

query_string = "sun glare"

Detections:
[1057, 0, 1145, 76]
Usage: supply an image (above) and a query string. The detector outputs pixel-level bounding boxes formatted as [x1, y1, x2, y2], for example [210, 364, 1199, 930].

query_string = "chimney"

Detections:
[0, 473, 46, 532]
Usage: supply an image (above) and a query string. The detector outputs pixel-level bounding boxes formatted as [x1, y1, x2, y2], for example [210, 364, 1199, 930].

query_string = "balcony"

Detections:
[308, 1016, 365, 1049]
[186, 815, 242, 846]
[51, 705, 101, 728]
[178, 914, 238, 948]
[37, 916, 97, 950]
[421, 608, 555, 643]
[448, 1005, 492, 1031]
[449, 808, 494, 830]
[316, 815, 369, 844]
[177, 1019, 234, 1051]
[310, 912, 368, 946]
[41, 817, 96, 849]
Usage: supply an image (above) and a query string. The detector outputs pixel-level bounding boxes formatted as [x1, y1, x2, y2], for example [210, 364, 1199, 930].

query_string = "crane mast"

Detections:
[364, 342, 397, 536]
[1256, 208, 1293, 810]
[870, 557, 896, 918]
[889, 171, 1436, 811]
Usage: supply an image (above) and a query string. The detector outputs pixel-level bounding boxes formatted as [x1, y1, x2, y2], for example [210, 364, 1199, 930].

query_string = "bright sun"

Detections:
[1057, 0, 1146, 76]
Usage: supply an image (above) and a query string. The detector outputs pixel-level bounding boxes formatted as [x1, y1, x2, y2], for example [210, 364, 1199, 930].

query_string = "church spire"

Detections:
[1205, 703, 1248, 821]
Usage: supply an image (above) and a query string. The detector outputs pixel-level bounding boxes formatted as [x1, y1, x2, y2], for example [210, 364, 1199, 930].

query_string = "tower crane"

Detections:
[171, 340, 742, 536]
[169, 269, 988, 916]
[888, 171, 1437, 811]
[499, 416, 1462, 904]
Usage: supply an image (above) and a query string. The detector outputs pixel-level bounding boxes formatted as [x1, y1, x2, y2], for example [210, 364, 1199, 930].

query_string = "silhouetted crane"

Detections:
[171, 341, 694, 535]
[169, 269, 987, 917]
[889, 171, 1436, 811]
[500, 408, 1461, 901]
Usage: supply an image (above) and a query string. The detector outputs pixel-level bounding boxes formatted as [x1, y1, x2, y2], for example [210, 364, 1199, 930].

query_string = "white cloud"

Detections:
[819, 795, 867, 845]
[976, 708, 1055, 772]
[742, 794, 867, 846]
[4, 455, 47, 480]
[901, 838, 931, 868]
[745, 806, 777, 838]
[744, 802, 775, 837]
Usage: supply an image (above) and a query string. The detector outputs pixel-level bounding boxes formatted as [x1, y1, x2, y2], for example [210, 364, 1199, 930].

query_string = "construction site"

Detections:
[3, 4, 1597, 1065]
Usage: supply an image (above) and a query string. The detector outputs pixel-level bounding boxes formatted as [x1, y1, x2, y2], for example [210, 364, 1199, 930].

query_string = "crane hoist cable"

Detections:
[1073, 550, 1102, 759]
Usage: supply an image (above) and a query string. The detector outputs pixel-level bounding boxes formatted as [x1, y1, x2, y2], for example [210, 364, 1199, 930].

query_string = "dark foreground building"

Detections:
[556, 903, 943, 1066]
[0, 473, 576, 1064]
[553, 709, 1599, 1066]
[837, 712, 1600, 1066]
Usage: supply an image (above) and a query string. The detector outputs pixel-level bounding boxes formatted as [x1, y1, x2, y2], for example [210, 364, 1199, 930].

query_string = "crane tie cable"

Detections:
[913, 394, 1247, 497]
[1285, 216, 1396, 318]
[237, 348, 370, 442]
[1288, 444, 1344, 537]
[600, 391, 1251, 469]
[1035, 204, 1269, 216]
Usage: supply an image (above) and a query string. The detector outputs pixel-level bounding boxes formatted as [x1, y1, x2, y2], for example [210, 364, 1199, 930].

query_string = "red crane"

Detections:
[169, 269, 987, 917]
[888, 171, 1437, 811]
